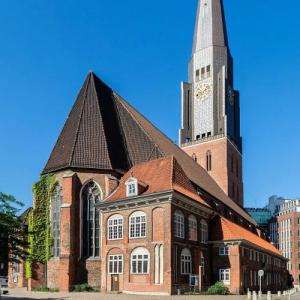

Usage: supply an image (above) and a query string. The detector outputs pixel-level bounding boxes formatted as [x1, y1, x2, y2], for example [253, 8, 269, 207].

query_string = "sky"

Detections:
[0, 0, 299, 210]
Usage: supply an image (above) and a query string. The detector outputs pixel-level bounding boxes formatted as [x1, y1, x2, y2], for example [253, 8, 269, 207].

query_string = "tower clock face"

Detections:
[195, 83, 212, 101]
[228, 86, 234, 106]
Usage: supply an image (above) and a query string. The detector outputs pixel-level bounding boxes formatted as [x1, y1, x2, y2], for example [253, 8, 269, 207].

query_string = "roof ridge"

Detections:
[113, 92, 165, 156]
[69, 72, 91, 167]
[90, 73, 113, 169]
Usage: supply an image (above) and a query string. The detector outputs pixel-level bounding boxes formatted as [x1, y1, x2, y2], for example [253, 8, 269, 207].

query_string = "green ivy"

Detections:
[25, 210, 33, 279]
[25, 174, 56, 278]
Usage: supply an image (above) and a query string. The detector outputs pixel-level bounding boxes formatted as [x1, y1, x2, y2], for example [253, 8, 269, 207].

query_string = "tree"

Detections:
[0, 192, 28, 264]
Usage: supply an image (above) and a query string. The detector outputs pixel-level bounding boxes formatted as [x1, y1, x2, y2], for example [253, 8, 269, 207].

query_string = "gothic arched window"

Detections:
[81, 181, 102, 258]
[188, 215, 197, 241]
[51, 184, 62, 257]
[192, 153, 197, 162]
[200, 219, 208, 243]
[206, 151, 212, 171]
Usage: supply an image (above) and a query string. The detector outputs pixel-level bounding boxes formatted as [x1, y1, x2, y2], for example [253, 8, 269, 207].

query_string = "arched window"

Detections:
[181, 248, 192, 274]
[192, 153, 197, 162]
[200, 220, 208, 243]
[131, 247, 150, 274]
[51, 184, 62, 257]
[129, 211, 146, 238]
[206, 151, 212, 171]
[81, 181, 102, 258]
[188, 215, 197, 241]
[174, 210, 184, 238]
[107, 214, 123, 240]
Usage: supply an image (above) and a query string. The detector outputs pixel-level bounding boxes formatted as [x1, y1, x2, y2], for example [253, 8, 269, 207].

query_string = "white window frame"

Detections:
[200, 220, 208, 243]
[125, 177, 138, 197]
[108, 255, 123, 274]
[107, 214, 123, 240]
[219, 246, 230, 256]
[188, 215, 197, 241]
[174, 210, 185, 238]
[131, 247, 150, 274]
[129, 211, 146, 239]
[181, 248, 192, 275]
[219, 269, 230, 285]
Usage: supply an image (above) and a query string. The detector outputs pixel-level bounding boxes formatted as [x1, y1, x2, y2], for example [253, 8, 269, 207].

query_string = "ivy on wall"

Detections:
[25, 174, 56, 278]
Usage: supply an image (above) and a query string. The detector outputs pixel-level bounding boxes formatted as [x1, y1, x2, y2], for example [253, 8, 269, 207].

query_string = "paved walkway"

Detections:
[1, 288, 300, 300]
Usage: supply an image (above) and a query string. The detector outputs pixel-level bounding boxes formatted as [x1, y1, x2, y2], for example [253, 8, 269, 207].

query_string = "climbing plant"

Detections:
[25, 174, 56, 278]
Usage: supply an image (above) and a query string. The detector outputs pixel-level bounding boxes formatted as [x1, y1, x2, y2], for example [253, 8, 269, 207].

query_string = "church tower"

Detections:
[179, 0, 244, 206]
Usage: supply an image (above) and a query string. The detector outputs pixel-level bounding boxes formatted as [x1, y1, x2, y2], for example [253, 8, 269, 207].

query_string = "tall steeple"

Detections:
[193, 0, 228, 52]
[179, 0, 244, 206]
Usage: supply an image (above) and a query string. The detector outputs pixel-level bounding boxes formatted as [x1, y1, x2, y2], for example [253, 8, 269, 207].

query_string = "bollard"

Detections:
[247, 290, 251, 299]
[177, 289, 181, 295]
[252, 291, 257, 300]
[267, 291, 272, 300]
[277, 291, 281, 297]
[258, 291, 262, 299]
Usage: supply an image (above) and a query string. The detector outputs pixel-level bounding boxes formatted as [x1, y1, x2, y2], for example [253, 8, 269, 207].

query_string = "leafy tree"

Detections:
[0, 192, 28, 264]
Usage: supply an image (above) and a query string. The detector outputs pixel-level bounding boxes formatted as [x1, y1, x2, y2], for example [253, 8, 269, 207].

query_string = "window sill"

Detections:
[129, 236, 147, 240]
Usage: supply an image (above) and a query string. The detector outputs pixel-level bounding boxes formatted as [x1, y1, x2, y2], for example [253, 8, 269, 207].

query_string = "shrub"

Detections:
[32, 287, 59, 292]
[72, 283, 95, 292]
[205, 281, 230, 295]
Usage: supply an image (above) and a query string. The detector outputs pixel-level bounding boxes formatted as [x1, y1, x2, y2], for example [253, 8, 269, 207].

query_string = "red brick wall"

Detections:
[182, 137, 243, 206]
[101, 203, 172, 295]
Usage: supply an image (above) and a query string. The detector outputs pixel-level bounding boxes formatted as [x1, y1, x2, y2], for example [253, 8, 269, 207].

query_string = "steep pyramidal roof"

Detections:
[43, 72, 163, 174]
[43, 72, 254, 225]
[193, 0, 229, 53]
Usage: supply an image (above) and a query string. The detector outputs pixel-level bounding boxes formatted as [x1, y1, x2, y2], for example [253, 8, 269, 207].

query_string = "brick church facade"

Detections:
[19, 0, 288, 295]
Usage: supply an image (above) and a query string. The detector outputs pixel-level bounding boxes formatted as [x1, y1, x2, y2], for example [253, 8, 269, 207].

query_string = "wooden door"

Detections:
[111, 274, 119, 292]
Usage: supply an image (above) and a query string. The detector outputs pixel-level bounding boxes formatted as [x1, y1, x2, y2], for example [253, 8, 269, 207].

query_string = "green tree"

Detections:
[0, 192, 28, 264]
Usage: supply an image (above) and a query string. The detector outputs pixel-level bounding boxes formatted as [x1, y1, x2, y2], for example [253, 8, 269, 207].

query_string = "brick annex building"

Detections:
[20, 0, 288, 295]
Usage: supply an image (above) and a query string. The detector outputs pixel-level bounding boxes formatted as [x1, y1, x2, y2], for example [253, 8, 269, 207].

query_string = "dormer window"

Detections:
[125, 177, 138, 197]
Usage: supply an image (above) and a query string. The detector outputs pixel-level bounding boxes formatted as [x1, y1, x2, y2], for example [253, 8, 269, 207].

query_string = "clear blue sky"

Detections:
[0, 0, 299, 209]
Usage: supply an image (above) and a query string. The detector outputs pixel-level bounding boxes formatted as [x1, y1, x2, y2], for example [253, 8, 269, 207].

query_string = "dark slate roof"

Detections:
[43, 72, 254, 225]
[43, 72, 163, 174]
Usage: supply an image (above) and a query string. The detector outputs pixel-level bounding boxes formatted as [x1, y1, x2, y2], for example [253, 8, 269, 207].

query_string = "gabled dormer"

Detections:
[125, 177, 138, 197]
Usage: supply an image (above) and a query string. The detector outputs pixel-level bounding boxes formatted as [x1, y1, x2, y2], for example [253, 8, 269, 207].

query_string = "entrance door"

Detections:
[111, 275, 119, 292]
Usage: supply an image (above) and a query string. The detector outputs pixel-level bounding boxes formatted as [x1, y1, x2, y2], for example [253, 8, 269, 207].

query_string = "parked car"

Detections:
[0, 276, 8, 295]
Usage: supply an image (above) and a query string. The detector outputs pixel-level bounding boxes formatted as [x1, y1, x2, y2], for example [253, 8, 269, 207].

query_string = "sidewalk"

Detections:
[2, 288, 299, 300]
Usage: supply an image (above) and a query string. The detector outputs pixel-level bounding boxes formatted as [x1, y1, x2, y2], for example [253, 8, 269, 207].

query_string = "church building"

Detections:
[23, 0, 288, 295]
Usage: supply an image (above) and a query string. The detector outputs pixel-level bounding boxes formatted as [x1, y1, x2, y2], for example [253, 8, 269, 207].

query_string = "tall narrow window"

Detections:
[206, 65, 211, 77]
[51, 184, 62, 257]
[192, 153, 197, 162]
[129, 211, 146, 238]
[200, 220, 208, 243]
[195, 69, 200, 82]
[206, 151, 212, 171]
[107, 214, 123, 240]
[201, 67, 205, 79]
[81, 181, 102, 258]
[188, 215, 197, 241]
[181, 248, 192, 274]
[174, 210, 185, 238]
